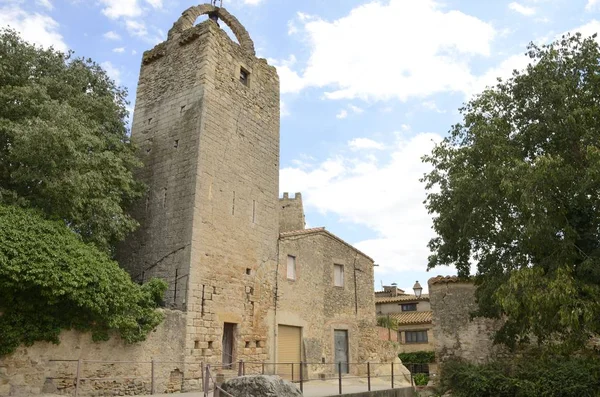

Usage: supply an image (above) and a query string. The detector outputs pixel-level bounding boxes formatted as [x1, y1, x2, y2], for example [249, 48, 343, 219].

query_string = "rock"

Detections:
[220, 375, 302, 397]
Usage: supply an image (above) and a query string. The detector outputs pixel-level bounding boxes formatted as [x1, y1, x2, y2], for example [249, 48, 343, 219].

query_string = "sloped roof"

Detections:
[386, 311, 433, 325]
[375, 294, 429, 304]
[280, 227, 374, 262]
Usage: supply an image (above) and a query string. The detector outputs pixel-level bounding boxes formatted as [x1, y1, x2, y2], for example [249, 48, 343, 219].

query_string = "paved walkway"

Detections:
[143, 377, 412, 397]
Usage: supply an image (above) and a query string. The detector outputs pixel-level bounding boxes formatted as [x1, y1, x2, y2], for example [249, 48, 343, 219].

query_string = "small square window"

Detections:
[246, 268, 251, 275]
[334, 264, 344, 287]
[287, 255, 296, 280]
[240, 67, 249, 86]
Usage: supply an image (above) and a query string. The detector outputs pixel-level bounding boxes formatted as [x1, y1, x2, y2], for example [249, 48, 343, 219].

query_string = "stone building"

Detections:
[274, 193, 378, 378]
[0, 5, 391, 395]
[375, 283, 436, 373]
[117, 2, 380, 379]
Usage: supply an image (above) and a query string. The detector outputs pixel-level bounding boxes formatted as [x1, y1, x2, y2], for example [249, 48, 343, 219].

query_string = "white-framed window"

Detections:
[334, 264, 344, 287]
[287, 255, 296, 280]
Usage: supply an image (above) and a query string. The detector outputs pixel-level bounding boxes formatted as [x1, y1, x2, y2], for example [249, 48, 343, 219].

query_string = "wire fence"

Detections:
[47, 358, 428, 396]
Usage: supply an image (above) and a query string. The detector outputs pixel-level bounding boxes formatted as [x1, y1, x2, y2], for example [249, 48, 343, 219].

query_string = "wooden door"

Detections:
[222, 323, 235, 369]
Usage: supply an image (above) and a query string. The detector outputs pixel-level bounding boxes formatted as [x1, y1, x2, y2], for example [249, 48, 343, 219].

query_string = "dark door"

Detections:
[334, 330, 349, 374]
[222, 323, 235, 368]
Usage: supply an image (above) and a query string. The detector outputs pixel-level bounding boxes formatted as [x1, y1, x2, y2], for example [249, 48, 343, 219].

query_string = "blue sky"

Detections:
[2, 0, 600, 292]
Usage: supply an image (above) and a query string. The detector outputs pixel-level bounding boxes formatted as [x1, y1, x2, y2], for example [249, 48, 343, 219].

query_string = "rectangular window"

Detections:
[334, 264, 344, 287]
[405, 330, 428, 344]
[401, 303, 417, 312]
[240, 67, 249, 86]
[287, 255, 296, 280]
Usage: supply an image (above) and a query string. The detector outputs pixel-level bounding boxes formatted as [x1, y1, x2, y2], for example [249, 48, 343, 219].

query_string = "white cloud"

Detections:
[348, 104, 364, 114]
[287, 20, 298, 35]
[348, 138, 385, 151]
[277, 0, 495, 102]
[280, 132, 443, 275]
[508, 2, 536, 16]
[113, 47, 126, 53]
[281, 100, 290, 117]
[243, 0, 264, 4]
[566, 19, 600, 39]
[336, 109, 348, 119]
[99, 0, 162, 19]
[586, 0, 600, 11]
[100, 0, 142, 19]
[103, 30, 121, 40]
[36, 0, 53, 10]
[125, 20, 147, 37]
[101, 61, 122, 85]
[422, 100, 446, 113]
[0, 5, 67, 51]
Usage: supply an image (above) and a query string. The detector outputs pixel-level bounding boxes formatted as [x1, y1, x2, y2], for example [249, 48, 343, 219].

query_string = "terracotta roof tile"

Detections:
[375, 294, 429, 304]
[384, 311, 433, 325]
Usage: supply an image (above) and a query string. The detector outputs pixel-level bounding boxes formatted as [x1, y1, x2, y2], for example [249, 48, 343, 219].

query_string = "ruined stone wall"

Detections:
[279, 193, 305, 232]
[429, 278, 505, 365]
[273, 232, 379, 376]
[0, 311, 187, 396]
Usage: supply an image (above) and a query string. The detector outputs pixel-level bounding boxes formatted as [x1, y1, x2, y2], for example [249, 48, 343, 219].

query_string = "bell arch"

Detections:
[168, 4, 256, 56]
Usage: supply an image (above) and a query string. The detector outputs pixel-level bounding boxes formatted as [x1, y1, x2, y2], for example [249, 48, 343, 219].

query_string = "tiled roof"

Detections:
[428, 275, 472, 285]
[383, 311, 433, 325]
[280, 227, 374, 262]
[375, 294, 429, 304]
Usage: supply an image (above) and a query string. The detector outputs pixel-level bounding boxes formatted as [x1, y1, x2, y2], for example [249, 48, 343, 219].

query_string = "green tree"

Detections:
[422, 33, 600, 351]
[0, 29, 144, 253]
[0, 204, 167, 356]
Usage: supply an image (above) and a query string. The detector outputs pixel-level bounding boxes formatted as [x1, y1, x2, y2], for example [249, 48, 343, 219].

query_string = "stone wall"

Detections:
[0, 310, 187, 396]
[273, 229, 382, 376]
[279, 193, 305, 232]
[117, 7, 280, 379]
[377, 327, 398, 342]
[428, 277, 505, 365]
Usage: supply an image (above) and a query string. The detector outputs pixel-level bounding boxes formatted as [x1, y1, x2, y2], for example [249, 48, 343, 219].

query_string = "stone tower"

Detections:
[279, 192, 305, 232]
[119, 4, 280, 366]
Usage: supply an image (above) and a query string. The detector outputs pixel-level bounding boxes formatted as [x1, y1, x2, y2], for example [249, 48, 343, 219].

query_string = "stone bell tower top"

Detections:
[167, 4, 256, 55]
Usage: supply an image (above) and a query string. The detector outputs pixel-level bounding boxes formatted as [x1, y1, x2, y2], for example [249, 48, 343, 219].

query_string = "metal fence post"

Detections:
[75, 359, 82, 397]
[238, 360, 243, 376]
[367, 362, 371, 391]
[338, 362, 342, 395]
[291, 363, 294, 382]
[204, 364, 210, 397]
[300, 361, 304, 394]
[151, 358, 156, 394]
[391, 361, 394, 389]
[262, 362, 265, 375]
[410, 369, 414, 386]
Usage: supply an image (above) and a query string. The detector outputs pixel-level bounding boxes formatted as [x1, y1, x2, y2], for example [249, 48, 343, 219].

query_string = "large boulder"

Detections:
[220, 375, 302, 397]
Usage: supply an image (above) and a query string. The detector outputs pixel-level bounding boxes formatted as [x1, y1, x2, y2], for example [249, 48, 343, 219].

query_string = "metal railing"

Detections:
[47, 358, 424, 396]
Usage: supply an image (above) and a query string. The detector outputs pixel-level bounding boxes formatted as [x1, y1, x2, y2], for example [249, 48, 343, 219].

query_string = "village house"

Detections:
[375, 282, 436, 374]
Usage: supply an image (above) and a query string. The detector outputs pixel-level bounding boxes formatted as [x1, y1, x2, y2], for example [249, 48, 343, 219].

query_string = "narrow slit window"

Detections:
[232, 191, 236, 215]
[240, 67, 249, 86]
[287, 255, 296, 280]
[334, 264, 344, 287]
[252, 200, 256, 223]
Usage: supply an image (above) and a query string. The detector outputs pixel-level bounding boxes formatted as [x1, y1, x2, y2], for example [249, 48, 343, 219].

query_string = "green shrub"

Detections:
[399, 351, 436, 364]
[414, 373, 430, 386]
[439, 354, 600, 397]
[0, 204, 168, 356]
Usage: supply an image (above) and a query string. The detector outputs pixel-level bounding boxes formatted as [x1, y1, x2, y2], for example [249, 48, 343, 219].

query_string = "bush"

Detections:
[0, 204, 168, 356]
[399, 351, 436, 364]
[414, 373, 430, 386]
[439, 354, 600, 397]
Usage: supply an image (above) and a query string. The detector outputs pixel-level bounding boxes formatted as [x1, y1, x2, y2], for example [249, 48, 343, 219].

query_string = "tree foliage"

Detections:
[0, 29, 144, 253]
[0, 204, 167, 356]
[422, 34, 600, 350]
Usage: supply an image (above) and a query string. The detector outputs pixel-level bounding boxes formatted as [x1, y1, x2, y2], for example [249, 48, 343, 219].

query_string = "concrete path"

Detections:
[141, 377, 412, 397]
